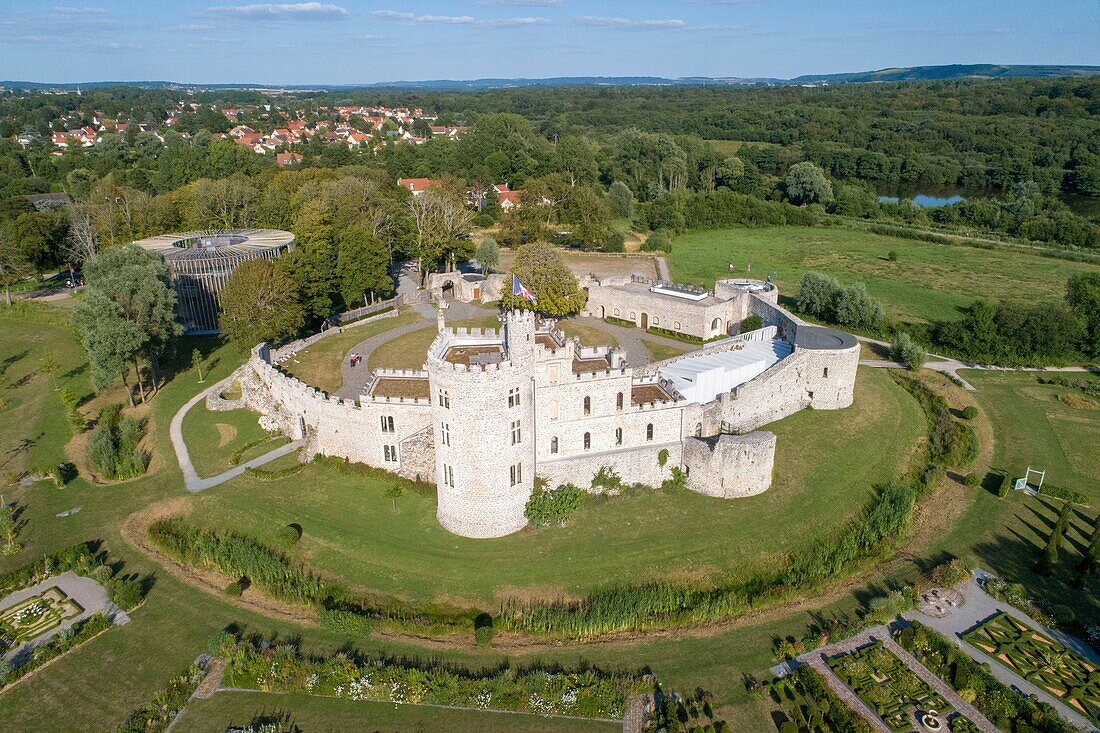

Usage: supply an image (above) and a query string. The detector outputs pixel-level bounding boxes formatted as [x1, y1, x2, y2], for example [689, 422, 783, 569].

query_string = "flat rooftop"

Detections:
[443, 344, 504, 366]
[369, 376, 430, 400]
[572, 355, 613, 375]
[600, 279, 722, 307]
[659, 339, 794, 405]
[631, 383, 672, 406]
[794, 325, 858, 351]
[536, 333, 563, 350]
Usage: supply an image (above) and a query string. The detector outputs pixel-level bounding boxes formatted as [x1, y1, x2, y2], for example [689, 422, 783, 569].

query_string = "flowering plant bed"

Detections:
[962, 611, 1100, 724]
[218, 638, 649, 720]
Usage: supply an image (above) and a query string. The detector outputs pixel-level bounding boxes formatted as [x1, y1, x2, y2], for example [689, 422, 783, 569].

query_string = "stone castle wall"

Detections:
[240, 347, 432, 479]
[682, 431, 776, 498]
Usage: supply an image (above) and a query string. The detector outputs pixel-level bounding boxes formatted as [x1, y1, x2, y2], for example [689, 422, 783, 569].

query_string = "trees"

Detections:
[74, 244, 180, 403]
[608, 181, 634, 219]
[475, 236, 500, 274]
[501, 242, 587, 317]
[784, 161, 833, 205]
[1066, 272, 1100, 358]
[794, 272, 885, 332]
[335, 226, 392, 309]
[406, 189, 472, 281]
[0, 228, 33, 306]
[220, 259, 305, 348]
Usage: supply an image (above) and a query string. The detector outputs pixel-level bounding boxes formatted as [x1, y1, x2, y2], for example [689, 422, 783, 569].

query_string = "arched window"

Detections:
[653, 316, 660, 325]
[711, 318, 722, 331]
[583, 432, 591, 450]
[613, 308, 620, 317]
[615, 427, 623, 446]
[630, 311, 636, 319]
[583, 396, 591, 415]
[616, 392, 624, 410]
[694, 422, 703, 437]
[646, 423, 654, 441]
[550, 436, 559, 454]
[674, 321, 681, 330]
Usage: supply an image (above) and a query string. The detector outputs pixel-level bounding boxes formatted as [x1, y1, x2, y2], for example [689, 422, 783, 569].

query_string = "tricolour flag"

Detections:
[513, 273, 537, 304]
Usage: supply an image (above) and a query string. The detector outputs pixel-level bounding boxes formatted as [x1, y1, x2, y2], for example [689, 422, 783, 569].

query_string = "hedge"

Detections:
[1, 613, 112, 690]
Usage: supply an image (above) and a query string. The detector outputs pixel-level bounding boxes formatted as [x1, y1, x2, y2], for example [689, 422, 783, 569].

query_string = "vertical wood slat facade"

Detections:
[132, 229, 295, 333]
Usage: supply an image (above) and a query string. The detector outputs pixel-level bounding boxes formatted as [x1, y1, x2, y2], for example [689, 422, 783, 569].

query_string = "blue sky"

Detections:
[1, 1, 1097, 84]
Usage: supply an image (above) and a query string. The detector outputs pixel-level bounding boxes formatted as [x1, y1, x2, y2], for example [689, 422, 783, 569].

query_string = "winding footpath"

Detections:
[169, 374, 304, 493]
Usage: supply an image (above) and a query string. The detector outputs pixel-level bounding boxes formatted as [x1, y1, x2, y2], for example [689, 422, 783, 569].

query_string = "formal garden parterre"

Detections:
[961, 612, 1100, 724]
[0, 587, 82, 644]
[826, 640, 961, 733]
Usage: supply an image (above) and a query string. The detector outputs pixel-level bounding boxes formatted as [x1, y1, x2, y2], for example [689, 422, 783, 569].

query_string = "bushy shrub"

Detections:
[740, 314, 763, 333]
[471, 212, 495, 228]
[641, 230, 672, 252]
[59, 389, 84, 430]
[961, 405, 979, 420]
[318, 608, 375, 637]
[273, 524, 302, 549]
[964, 472, 983, 487]
[116, 665, 205, 733]
[108, 575, 145, 610]
[86, 409, 146, 481]
[591, 466, 625, 493]
[525, 484, 587, 527]
[474, 613, 494, 647]
[891, 331, 926, 371]
[1038, 484, 1090, 506]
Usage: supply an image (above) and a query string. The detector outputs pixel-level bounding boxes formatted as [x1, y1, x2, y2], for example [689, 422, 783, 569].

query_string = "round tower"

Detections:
[503, 309, 537, 365]
[427, 320, 537, 538]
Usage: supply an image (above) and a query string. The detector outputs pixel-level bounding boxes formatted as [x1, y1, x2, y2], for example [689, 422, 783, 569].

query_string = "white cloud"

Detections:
[54, 6, 108, 14]
[575, 16, 685, 30]
[205, 3, 348, 21]
[477, 0, 562, 5]
[370, 11, 548, 27]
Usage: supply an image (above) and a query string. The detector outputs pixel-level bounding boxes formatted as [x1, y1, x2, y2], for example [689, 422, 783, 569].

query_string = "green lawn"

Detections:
[559, 320, 619, 348]
[181, 404, 287, 478]
[965, 371, 1100, 500]
[642, 339, 688, 363]
[175, 691, 621, 733]
[188, 367, 921, 606]
[368, 316, 501, 372]
[282, 309, 422, 393]
[929, 370, 1100, 628]
[668, 226, 1100, 325]
[0, 307, 92, 479]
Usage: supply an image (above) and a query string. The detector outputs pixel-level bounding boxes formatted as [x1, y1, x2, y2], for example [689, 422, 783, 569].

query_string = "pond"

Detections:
[877, 193, 966, 207]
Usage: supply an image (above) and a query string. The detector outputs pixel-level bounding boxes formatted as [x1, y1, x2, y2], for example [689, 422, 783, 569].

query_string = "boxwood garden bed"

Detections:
[961, 612, 1100, 724]
[827, 640, 956, 733]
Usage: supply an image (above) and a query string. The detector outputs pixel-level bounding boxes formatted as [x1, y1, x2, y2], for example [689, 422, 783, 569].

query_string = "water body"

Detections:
[877, 193, 966, 207]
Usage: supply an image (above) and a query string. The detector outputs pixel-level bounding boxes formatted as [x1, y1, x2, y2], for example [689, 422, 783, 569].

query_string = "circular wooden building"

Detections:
[133, 229, 295, 333]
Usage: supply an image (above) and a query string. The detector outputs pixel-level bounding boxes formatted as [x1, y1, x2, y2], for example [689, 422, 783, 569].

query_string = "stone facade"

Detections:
[682, 432, 776, 498]
[238, 277, 859, 539]
[427, 271, 505, 303]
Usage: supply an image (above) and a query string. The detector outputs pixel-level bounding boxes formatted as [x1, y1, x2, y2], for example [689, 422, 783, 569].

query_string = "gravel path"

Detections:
[905, 570, 1100, 732]
[0, 571, 128, 668]
[562, 315, 700, 367]
[169, 374, 304, 493]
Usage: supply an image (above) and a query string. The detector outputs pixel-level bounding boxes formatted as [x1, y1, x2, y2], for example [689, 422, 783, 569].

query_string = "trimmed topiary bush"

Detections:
[474, 612, 494, 648]
[961, 405, 978, 420]
[273, 523, 302, 549]
[964, 472, 983, 487]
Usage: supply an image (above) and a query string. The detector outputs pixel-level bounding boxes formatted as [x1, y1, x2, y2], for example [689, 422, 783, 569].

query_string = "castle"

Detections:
[236, 277, 859, 539]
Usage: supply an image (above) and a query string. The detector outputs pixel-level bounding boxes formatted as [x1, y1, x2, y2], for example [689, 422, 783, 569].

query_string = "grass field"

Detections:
[964, 371, 1100, 500]
[559, 320, 619, 348]
[175, 691, 621, 733]
[281, 309, 421, 393]
[368, 316, 500, 372]
[0, 308, 91, 480]
[187, 367, 921, 605]
[181, 404, 287, 478]
[668, 226, 1100, 325]
[642, 339, 688, 363]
